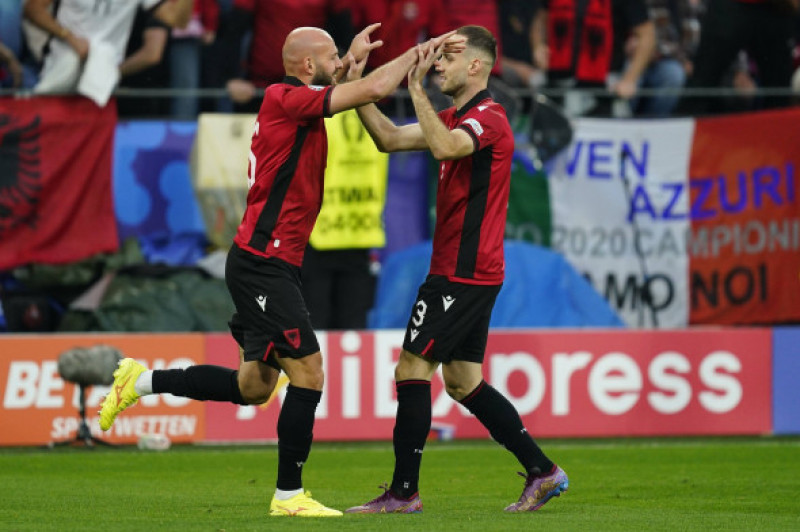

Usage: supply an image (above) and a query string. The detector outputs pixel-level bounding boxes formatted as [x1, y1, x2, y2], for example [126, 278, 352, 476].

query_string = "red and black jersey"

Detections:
[430, 90, 514, 285]
[233, 76, 333, 266]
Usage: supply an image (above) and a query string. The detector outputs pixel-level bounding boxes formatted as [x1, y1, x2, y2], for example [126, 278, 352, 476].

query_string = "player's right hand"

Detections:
[429, 30, 466, 55]
[348, 22, 384, 63]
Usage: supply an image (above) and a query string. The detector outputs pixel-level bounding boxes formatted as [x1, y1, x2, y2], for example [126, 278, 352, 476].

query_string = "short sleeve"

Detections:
[282, 85, 334, 121]
[457, 108, 505, 152]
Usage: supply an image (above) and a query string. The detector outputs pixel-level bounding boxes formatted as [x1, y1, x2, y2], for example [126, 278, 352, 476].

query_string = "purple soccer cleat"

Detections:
[504, 465, 569, 512]
[346, 484, 423, 514]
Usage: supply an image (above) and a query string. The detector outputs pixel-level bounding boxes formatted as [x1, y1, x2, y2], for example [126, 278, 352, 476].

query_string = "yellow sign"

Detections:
[310, 109, 389, 250]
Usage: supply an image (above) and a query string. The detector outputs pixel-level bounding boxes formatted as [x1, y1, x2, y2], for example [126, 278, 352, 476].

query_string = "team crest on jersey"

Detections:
[463, 118, 484, 136]
[0, 114, 42, 236]
[308, 85, 326, 91]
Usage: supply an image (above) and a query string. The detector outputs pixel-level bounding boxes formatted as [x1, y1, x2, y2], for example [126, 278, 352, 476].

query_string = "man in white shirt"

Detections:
[24, 0, 193, 104]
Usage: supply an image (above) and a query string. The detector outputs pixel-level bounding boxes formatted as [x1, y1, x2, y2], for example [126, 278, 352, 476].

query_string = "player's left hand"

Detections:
[429, 30, 466, 54]
[345, 51, 368, 82]
[348, 22, 384, 63]
[408, 40, 441, 89]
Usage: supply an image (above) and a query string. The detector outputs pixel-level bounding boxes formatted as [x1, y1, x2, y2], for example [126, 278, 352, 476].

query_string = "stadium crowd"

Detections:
[1, 0, 798, 117]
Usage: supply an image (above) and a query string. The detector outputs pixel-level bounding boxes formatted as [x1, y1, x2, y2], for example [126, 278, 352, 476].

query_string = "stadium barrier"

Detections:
[1, 326, 796, 447]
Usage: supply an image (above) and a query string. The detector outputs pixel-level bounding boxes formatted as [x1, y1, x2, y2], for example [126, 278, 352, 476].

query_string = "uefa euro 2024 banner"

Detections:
[546, 109, 800, 328]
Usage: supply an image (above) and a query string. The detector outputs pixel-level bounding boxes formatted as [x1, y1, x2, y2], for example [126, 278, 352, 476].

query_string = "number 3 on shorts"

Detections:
[411, 299, 427, 327]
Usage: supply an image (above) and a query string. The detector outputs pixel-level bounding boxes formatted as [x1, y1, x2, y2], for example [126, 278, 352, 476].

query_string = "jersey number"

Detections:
[411, 299, 428, 327]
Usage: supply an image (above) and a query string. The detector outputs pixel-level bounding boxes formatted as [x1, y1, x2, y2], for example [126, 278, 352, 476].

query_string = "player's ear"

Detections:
[304, 56, 314, 76]
[468, 57, 481, 76]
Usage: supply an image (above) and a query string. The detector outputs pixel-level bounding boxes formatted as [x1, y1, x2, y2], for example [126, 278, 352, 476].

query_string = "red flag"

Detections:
[0, 97, 119, 269]
[688, 108, 800, 325]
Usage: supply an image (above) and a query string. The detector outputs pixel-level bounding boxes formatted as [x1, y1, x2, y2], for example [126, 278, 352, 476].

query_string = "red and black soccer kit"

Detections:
[227, 76, 333, 367]
[402, 90, 514, 363]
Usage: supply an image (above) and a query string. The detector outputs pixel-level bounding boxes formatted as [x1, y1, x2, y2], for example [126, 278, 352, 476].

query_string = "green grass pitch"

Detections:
[2, 437, 799, 531]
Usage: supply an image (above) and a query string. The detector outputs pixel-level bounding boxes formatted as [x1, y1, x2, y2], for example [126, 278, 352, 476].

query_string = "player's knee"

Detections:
[285, 366, 324, 391]
[444, 382, 470, 402]
[301, 368, 325, 391]
[237, 371, 276, 404]
[238, 380, 273, 404]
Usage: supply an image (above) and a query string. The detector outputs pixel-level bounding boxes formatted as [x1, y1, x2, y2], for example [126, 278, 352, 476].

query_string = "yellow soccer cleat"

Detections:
[269, 491, 343, 517]
[98, 358, 146, 431]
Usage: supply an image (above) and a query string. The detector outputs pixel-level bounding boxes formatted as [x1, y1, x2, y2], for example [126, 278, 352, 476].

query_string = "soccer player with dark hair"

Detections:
[99, 23, 463, 518]
[345, 25, 568, 514]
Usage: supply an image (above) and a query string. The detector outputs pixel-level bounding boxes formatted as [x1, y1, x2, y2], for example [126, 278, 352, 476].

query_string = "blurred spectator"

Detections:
[222, 0, 353, 112]
[679, 0, 797, 115]
[498, 0, 546, 90]
[117, 11, 171, 118]
[0, 41, 23, 89]
[0, 2, 39, 89]
[793, 13, 800, 96]
[630, 0, 703, 117]
[533, 0, 656, 117]
[169, 0, 219, 119]
[301, 109, 388, 330]
[198, 0, 236, 113]
[23, 0, 194, 105]
[350, 0, 450, 73]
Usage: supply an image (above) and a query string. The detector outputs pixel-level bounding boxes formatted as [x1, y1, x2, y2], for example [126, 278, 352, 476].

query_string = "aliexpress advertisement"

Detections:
[0, 329, 773, 445]
[203, 328, 772, 442]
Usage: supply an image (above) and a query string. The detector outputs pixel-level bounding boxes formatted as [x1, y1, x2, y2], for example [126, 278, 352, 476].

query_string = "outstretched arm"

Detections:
[328, 29, 464, 115]
[407, 42, 474, 161]
[342, 41, 428, 152]
[356, 103, 428, 153]
[23, 0, 89, 59]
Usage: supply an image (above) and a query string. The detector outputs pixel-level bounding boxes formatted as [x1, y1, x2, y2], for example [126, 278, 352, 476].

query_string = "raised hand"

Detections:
[408, 40, 441, 88]
[345, 51, 369, 82]
[429, 30, 466, 55]
[348, 22, 384, 63]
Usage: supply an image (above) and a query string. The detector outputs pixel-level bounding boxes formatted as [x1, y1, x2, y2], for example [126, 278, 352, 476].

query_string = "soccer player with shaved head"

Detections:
[100, 23, 464, 518]
[345, 25, 569, 514]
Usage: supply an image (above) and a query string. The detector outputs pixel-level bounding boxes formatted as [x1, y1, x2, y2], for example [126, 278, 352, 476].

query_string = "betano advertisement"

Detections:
[0, 329, 775, 446]
[0, 334, 206, 446]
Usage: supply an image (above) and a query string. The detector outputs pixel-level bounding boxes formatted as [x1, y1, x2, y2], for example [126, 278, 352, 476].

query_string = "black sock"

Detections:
[460, 381, 554, 476]
[152, 365, 246, 405]
[390, 380, 431, 499]
[276, 385, 321, 491]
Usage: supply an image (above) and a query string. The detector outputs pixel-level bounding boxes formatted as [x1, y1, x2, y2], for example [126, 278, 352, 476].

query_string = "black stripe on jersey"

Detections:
[323, 88, 333, 117]
[458, 124, 480, 152]
[455, 146, 493, 278]
[248, 125, 311, 251]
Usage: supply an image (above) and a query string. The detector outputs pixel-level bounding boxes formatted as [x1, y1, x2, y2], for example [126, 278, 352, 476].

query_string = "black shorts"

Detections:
[402, 275, 501, 364]
[225, 244, 320, 369]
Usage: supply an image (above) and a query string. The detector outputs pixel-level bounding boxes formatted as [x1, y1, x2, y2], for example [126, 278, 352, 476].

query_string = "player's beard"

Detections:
[311, 69, 334, 86]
